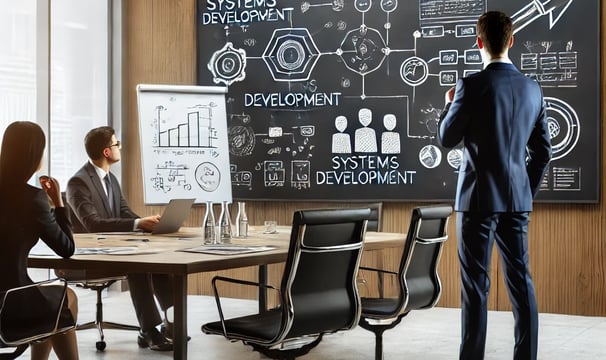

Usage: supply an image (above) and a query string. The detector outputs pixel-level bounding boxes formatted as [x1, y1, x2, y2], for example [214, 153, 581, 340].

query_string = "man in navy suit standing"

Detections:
[438, 11, 552, 360]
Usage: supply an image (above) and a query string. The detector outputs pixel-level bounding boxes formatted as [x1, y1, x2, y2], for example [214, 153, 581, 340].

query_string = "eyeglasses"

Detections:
[108, 141, 121, 149]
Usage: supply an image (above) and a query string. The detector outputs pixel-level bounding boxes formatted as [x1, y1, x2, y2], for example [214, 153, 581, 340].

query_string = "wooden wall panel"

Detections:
[123, 0, 606, 316]
[123, 0, 197, 216]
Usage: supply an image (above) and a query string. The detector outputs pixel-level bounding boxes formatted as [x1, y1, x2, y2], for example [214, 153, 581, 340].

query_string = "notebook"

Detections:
[151, 198, 196, 234]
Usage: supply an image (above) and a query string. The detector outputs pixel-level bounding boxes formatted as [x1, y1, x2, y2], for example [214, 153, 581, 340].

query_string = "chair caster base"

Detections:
[96, 341, 106, 351]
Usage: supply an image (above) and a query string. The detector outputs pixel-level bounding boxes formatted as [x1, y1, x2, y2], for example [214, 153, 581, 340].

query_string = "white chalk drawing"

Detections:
[263, 160, 285, 187]
[419, 144, 442, 169]
[332, 115, 352, 154]
[400, 56, 429, 87]
[381, 114, 401, 154]
[419, 0, 486, 29]
[447, 149, 464, 169]
[208, 42, 247, 86]
[230, 164, 252, 189]
[544, 96, 579, 161]
[355, 108, 378, 153]
[355, 0, 372, 13]
[252, 124, 316, 159]
[291, 160, 311, 189]
[338, 25, 387, 77]
[203, 0, 578, 147]
[261, 28, 321, 82]
[521, 40, 578, 87]
[551, 166, 581, 191]
[512, 0, 574, 34]
[198, 0, 588, 198]
[228, 125, 256, 156]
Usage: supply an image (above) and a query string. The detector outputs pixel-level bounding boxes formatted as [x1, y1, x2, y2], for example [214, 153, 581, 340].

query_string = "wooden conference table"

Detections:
[28, 226, 406, 360]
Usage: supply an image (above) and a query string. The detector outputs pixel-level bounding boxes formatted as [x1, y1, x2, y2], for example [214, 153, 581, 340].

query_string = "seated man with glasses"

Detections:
[66, 126, 175, 351]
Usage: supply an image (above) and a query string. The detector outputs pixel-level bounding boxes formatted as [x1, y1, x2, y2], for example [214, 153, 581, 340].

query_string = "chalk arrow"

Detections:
[511, 0, 574, 34]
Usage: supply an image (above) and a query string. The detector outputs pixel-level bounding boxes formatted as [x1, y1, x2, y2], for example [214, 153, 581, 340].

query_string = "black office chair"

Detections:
[358, 205, 452, 360]
[360, 202, 385, 297]
[202, 207, 371, 359]
[366, 202, 383, 232]
[0, 278, 75, 359]
[56, 192, 139, 352]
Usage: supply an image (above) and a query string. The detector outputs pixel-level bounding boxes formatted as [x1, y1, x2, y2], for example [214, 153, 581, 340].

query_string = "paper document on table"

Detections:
[180, 244, 278, 255]
[96, 232, 143, 236]
[75, 247, 159, 255]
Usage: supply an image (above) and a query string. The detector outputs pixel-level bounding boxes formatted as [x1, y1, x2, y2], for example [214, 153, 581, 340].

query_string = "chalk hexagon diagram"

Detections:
[262, 28, 320, 82]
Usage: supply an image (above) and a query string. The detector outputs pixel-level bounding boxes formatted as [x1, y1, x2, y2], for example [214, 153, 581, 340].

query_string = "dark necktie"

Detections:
[104, 174, 114, 214]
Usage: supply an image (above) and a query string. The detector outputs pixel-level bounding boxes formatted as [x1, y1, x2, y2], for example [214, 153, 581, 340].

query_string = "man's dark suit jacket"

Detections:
[65, 162, 173, 331]
[66, 162, 139, 232]
[439, 62, 552, 213]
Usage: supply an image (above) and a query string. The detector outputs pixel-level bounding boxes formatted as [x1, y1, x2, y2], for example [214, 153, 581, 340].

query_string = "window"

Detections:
[50, 0, 110, 185]
[0, 0, 112, 186]
[0, 0, 37, 137]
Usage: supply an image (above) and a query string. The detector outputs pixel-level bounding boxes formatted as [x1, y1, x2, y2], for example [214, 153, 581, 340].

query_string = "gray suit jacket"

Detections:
[66, 162, 139, 232]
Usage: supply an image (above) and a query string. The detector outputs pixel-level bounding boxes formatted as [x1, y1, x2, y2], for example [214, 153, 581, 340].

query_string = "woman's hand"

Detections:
[39, 176, 64, 208]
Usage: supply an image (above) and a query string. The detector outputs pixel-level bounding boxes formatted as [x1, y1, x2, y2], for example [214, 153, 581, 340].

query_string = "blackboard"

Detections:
[136, 84, 232, 205]
[196, 0, 600, 202]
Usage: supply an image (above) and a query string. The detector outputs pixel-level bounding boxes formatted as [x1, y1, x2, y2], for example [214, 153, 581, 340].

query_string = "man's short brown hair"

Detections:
[477, 11, 513, 57]
[84, 126, 115, 160]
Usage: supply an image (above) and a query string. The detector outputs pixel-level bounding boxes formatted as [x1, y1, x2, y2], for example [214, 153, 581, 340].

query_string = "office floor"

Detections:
[13, 285, 605, 360]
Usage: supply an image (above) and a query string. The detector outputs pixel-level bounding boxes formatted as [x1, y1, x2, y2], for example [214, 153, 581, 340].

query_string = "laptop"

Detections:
[151, 198, 196, 234]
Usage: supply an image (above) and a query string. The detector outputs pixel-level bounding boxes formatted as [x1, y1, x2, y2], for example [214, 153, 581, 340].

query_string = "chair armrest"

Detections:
[359, 266, 397, 276]
[1, 277, 65, 298]
[210, 276, 280, 337]
[417, 235, 448, 244]
[358, 267, 398, 299]
[212, 276, 278, 291]
[0, 278, 72, 346]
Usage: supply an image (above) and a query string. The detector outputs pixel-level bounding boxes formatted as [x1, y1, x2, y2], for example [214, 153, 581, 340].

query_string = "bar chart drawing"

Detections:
[137, 84, 231, 204]
[155, 105, 218, 149]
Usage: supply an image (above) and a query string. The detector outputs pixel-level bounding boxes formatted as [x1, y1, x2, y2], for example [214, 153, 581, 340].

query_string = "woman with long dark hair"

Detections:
[0, 121, 79, 359]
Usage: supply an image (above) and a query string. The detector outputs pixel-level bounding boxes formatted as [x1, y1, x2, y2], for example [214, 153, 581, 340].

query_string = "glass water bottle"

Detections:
[235, 201, 248, 238]
[218, 201, 232, 244]
[203, 201, 216, 244]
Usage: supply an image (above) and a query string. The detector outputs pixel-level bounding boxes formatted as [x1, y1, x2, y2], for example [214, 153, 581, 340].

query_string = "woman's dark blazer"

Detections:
[0, 184, 74, 291]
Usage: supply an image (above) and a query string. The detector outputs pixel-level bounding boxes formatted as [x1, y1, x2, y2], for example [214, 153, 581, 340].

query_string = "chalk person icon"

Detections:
[381, 113, 401, 154]
[354, 108, 378, 153]
[332, 115, 352, 154]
